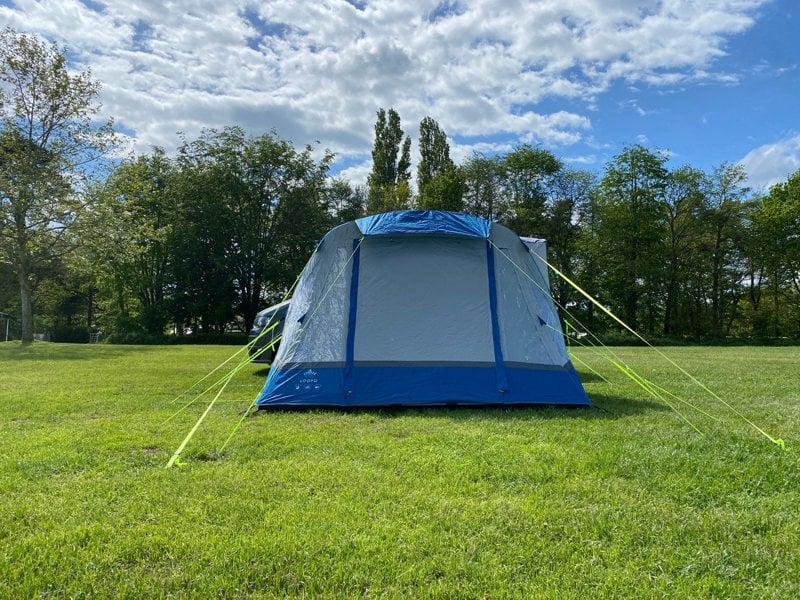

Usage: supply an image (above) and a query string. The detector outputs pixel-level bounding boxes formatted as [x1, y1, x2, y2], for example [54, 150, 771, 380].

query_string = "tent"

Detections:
[255, 210, 589, 408]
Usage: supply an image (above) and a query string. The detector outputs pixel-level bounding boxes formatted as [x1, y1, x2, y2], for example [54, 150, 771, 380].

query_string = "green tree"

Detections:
[328, 178, 366, 223]
[661, 166, 706, 335]
[701, 163, 751, 337]
[88, 150, 177, 335]
[0, 260, 15, 319]
[417, 163, 465, 211]
[177, 127, 333, 330]
[0, 28, 116, 343]
[417, 117, 450, 192]
[594, 145, 668, 332]
[29, 252, 97, 342]
[544, 169, 597, 313]
[416, 116, 463, 210]
[749, 169, 800, 336]
[461, 153, 504, 220]
[502, 145, 562, 237]
[366, 108, 411, 213]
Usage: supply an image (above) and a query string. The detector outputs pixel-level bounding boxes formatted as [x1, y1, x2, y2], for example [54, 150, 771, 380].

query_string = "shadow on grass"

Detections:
[0, 342, 193, 361]
[251, 391, 667, 422]
[576, 371, 609, 384]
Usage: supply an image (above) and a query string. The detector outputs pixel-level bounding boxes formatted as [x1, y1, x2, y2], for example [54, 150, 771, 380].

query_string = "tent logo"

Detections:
[298, 369, 320, 389]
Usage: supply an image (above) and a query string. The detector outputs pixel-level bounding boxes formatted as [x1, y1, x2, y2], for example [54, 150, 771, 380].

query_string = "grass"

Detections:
[0, 342, 798, 598]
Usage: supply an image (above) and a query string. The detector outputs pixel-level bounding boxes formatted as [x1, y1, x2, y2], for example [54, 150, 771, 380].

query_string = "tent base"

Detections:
[255, 402, 592, 412]
[255, 362, 590, 408]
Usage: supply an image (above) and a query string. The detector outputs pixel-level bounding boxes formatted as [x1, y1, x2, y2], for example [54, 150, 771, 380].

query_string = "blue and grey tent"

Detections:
[255, 210, 589, 408]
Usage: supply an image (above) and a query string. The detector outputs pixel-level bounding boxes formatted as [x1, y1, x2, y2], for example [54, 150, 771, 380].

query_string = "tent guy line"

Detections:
[164, 210, 784, 468]
[513, 242, 785, 449]
[493, 241, 717, 431]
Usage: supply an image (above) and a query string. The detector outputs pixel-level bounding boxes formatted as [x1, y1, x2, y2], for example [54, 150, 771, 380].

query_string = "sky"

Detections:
[2, 0, 798, 192]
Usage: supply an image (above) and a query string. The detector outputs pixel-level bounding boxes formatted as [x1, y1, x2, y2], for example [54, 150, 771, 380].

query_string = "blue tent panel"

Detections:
[257, 362, 588, 407]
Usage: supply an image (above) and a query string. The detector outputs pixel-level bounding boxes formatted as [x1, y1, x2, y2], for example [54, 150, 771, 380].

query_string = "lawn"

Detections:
[1, 343, 798, 598]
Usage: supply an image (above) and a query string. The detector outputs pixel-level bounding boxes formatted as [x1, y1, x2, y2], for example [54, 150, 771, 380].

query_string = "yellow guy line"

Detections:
[165, 373, 234, 468]
[527, 246, 784, 449]
[555, 321, 719, 421]
[163, 270, 305, 465]
[216, 236, 367, 455]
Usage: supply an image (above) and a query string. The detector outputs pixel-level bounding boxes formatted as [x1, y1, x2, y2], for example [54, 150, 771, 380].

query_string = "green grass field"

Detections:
[1, 343, 798, 598]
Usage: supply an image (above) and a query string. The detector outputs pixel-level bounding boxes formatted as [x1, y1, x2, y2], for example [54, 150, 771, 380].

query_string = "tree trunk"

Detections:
[87, 287, 94, 330]
[17, 266, 33, 344]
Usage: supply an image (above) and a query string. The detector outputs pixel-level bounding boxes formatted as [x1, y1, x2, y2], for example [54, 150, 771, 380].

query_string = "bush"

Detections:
[50, 326, 90, 344]
[103, 331, 248, 346]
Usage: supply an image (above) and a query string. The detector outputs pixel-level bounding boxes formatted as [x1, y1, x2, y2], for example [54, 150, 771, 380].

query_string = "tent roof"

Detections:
[355, 210, 492, 238]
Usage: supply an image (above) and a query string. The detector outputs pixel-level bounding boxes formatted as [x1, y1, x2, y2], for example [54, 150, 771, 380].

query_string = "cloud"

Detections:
[739, 135, 800, 191]
[0, 0, 771, 174]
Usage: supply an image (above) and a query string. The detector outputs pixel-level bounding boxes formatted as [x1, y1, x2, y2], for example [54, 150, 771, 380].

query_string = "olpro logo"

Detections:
[298, 369, 321, 389]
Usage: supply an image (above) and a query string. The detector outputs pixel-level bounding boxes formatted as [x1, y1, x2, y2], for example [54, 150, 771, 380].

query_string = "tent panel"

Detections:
[491, 233, 568, 366]
[520, 237, 551, 292]
[256, 362, 588, 407]
[276, 238, 355, 365]
[354, 236, 494, 363]
[256, 364, 346, 407]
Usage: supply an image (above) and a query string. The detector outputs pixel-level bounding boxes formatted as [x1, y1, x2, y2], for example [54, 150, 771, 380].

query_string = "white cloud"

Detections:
[563, 154, 598, 165]
[0, 0, 772, 174]
[739, 135, 800, 191]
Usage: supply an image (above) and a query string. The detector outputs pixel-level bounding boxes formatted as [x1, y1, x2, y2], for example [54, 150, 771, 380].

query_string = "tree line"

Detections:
[2, 28, 799, 343]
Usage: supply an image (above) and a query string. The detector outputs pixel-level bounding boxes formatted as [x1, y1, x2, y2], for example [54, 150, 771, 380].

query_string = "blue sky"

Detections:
[2, 0, 798, 191]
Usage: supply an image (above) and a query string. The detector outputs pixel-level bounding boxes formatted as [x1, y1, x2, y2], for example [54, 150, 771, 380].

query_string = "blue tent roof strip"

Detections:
[356, 210, 492, 238]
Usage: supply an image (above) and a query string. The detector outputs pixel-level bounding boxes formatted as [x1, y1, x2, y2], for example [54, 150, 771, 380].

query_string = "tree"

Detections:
[749, 169, 800, 336]
[416, 163, 465, 211]
[327, 177, 366, 223]
[0, 28, 115, 343]
[416, 116, 463, 210]
[544, 169, 596, 313]
[90, 150, 178, 335]
[594, 145, 668, 332]
[417, 117, 450, 192]
[661, 166, 706, 335]
[176, 127, 333, 331]
[502, 145, 562, 237]
[366, 108, 411, 213]
[461, 153, 504, 220]
[0, 259, 15, 318]
[701, 163, 750, 337]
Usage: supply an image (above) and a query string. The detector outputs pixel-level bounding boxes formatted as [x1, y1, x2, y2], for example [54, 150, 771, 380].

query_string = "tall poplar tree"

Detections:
[366, 108, 411, 213]
[416, 116, 463, 210]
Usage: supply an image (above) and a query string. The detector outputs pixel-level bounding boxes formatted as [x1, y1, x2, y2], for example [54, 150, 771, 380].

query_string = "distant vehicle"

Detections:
[248, 300, 291, 363]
